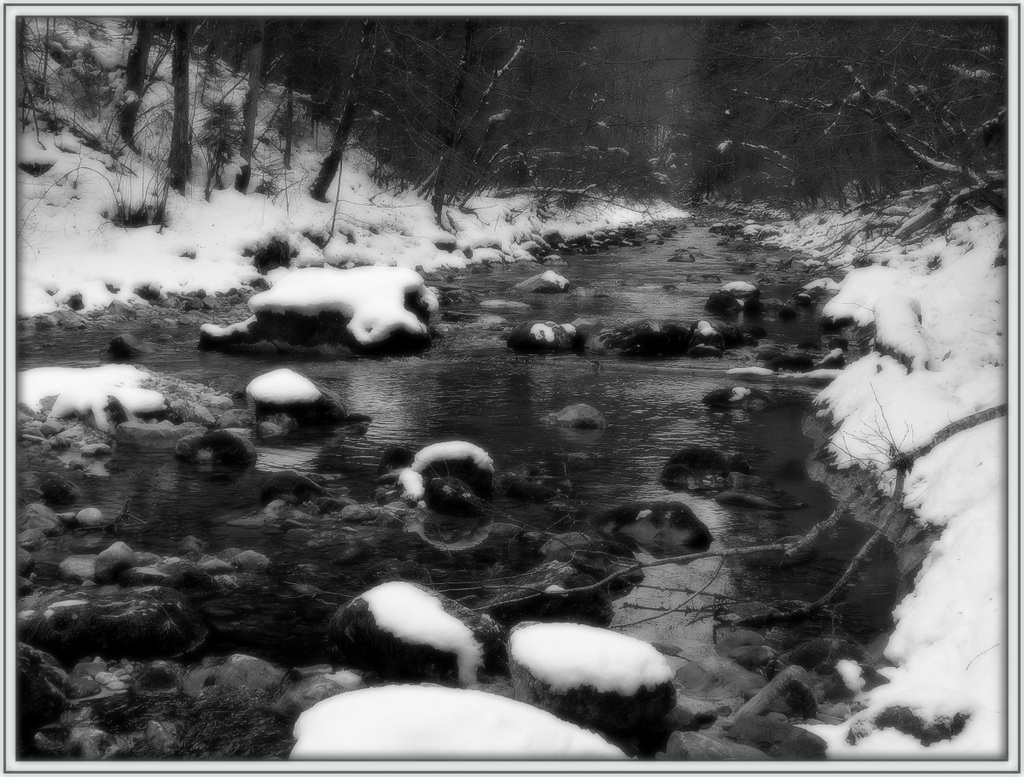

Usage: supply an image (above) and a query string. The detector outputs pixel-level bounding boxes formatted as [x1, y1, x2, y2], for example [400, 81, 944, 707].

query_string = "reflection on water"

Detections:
[17, 225, 896, 663]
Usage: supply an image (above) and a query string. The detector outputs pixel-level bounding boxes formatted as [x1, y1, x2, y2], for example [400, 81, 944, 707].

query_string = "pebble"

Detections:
[105, 681, 127, 692]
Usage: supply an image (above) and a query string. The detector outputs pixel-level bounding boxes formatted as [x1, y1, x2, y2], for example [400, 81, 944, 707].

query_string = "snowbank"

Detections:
[290, 684, 626, 759]
[509, 622, 673, 695]
[361, 582, 482, 686]
[790, 210, 1010, 759]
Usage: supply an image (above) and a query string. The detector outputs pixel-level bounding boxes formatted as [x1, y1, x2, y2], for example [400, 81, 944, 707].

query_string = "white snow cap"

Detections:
[291, 684, 625, 759]
[246, 368, 321, 404]
[19, 365, 166, 432]
[722, 280, 757, 294]
[411, 441, 494, 473]
[397, 468, 425, 501]
[530, 322, 558, 343]
[361, 582, 482, 685]
[249, 266, 437, 346]
[510, 622, 672, 695]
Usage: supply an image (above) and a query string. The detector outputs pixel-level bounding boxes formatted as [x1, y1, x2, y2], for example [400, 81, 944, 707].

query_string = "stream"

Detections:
[17, 218, 897, 667]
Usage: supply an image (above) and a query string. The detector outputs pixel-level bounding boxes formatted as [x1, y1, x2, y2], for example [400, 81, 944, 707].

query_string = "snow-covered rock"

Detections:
[506, 321, 576, 352]
[246, 368, 347, 426]
[410, 441, 495, 499]
[509, 622, 676, 734]
[515, 270, 570, 294]
[291, 684, 625, 758]
[326, 581, 504, 686]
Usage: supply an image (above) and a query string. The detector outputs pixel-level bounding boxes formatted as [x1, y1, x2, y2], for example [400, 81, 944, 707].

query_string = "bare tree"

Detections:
[167, 18, 192, 195]
[235, 19, 265, 192]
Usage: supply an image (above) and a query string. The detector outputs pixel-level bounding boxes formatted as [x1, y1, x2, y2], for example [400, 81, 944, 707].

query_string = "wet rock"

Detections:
[424, 476, 486, 518]
[175, 429, 257, 465]
[214, 408, 255, 429]
[515, 270, 570, 293]
[846, 705, 970, 747]
[35, 472, 81, 507]
[702, 386, 775, 410]
[659, 730, 769, 760]
[18, 503, 63, 536]
[18, 547, 35, 577]
[18, 643, 68, 735]
[105, 333, 152, 360]
[734, 665, 817, 721]
[272, 671, 361, 718]
[413, 444, 494, 500]
[715, 491, 783, 510]
[131, 660, 185, 696]
[660, 447, 749, 491]
[80, 443, 113, 457]
[260, 471, 327, 505]
[65, 725, 119, 759]
[509, 622, 676, 735]
[246, 369, 347, 426]
[590, 320, 691, 357]
[727, 715, 827, 759]
[540, 533, 642, 591]
[57, 554, 97, 584]
[19, 586, 207, 661]
[114, 420, 206, 449]
[204, 653, 285, 692]
[685, 344, 723, 358]
[780, 637, 867, 673]
[327, 581, 505, 685]
[94, 541, 138, 583]
[506, 321, 576, 352]
[705, 290, 743, 316]
[675, 656, 767, 701]
[76, 507, 115, 528]
[541, 403, 606, 429]
[144, 720, 181, 754]
[484, 560, 613, 626]
[593, 501, 712, 556]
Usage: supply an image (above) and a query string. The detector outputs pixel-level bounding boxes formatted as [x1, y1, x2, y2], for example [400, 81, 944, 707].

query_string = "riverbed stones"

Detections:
[509, 622, 676, 734]
[541, 403, 607, 429]
[259, 471, 327, 505]
[105, 333, 153, 360]
[726, 714, 827, 759]
[327, 581, 504, 686]
[494, 472, 559, 503]
[18, 643, 68, 736]
[35, 472, 81, 506]
[515, 270, 570, 294]
[660, 447, 750, 491]
[18, 503, 63, 536]
[506, 321, 576, 352]
[19, 586, 207, 661]
[593, 501, 713, 556]
[272, 670, 363, 718]
[94, 541, 138, 583]
[175, 429, 257, 465]
[484, 560, 613, 627]
[247, 369, 347, 426]
[659, 730, 770, 760]
[114, 420, 206, 449]
[733, 665, 817, 721]
[590, 320, 692, 357]
[57, 555, 97, 584]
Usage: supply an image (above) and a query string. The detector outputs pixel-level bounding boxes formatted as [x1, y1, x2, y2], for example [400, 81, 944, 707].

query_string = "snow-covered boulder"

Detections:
[246, 368, 346, 426]
[326, 581, 505, 686]
[200, 266, 438, 355]
[18, 586, 206, 661]
[593, 500, 712, 556]
[410, 441, 495, 499]
[720, 280, 759, 299]
[515, 270, 570, 294]
[541, 403, 607, 429]
[509, 622, 676, 734]
[506, 321, 576, 352]
[871, 295, 933, 371]
[589, 320, 691, 357]
[291, 684, 625, 759]
[688, 320, 725, 350]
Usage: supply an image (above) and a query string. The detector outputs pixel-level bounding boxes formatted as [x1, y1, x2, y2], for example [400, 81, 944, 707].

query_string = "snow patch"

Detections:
[411, 441, 494, 473]
[246, 369, 321, 404]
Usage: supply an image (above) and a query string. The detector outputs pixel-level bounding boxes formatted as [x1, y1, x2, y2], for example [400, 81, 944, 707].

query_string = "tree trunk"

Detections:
[167, 19, 192, 195]
[119, 18, 153, 152]
[309, 20, 375, 203]
[430, 20, 478, 226]
[235, 19, 265, 193]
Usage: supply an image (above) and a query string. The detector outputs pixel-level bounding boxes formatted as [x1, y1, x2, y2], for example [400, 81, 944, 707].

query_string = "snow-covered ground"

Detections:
[770, 210, 1016, 760]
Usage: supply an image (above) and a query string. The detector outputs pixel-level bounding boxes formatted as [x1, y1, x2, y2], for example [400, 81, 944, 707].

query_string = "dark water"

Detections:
[17, 223, 897, 663]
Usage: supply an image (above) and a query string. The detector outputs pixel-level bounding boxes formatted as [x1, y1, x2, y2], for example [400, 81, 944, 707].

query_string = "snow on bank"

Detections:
[291, 684, 626, 758]
[776, 211, 1010, 759]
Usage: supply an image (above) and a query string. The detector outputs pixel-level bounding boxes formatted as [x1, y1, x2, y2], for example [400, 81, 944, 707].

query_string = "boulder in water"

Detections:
[593, 500, 712, 555]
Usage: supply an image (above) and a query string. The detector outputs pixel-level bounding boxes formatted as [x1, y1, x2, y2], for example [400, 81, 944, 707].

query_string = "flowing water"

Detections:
[17, 221, 897, 665]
